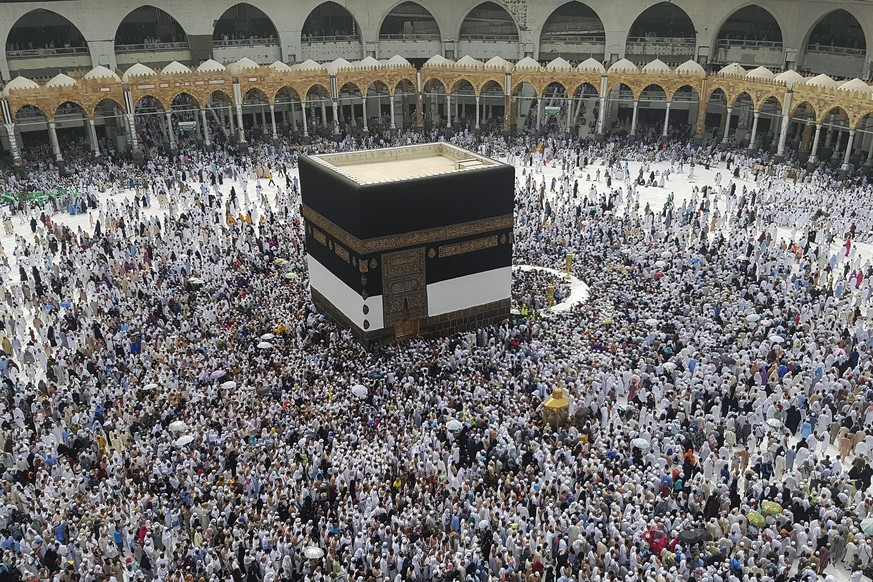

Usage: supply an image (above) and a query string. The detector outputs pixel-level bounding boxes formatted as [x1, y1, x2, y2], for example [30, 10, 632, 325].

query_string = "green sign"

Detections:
[178, 121, 197, 133]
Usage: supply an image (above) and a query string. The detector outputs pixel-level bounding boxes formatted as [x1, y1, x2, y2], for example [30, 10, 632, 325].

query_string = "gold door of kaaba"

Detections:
[382, 247, 427, 338]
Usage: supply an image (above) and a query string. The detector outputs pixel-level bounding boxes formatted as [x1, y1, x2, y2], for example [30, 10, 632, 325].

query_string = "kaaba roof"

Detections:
[306, 143, 502, 186]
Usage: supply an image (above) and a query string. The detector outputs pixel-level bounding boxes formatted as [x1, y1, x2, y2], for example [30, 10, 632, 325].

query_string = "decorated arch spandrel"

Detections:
[79, 79, 126, 119]
[798, 86, 871, 128]
[6, 87, 65, 122]
[129, 73, 233, 112]
[336, 66, 415, 97]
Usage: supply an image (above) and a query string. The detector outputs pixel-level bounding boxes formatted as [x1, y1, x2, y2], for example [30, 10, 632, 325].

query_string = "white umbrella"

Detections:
[768, 335, 784, 344]
[257, 342, 273, 350]
[446, 419, 463, 432]
[303, 547, 324, 560]
[746, 314, 761, 322]
[189, 277, 204, 285]
[663, 362, 677, 371]
[220, 380, 237, 390]
[174, 434, 195, 446]
[766, 418, 783, 428]
[351, 384, 368, 399]
[661, 251, 673, 259]
[142, 383, 158, 391]
[655, 260, 666, 268]
[169, 420, 187, 432]
[631, 438, 651, 450]
[260, 333, 275, 340]
[645, 318, 658, 327]
[210, 369, 226, 379]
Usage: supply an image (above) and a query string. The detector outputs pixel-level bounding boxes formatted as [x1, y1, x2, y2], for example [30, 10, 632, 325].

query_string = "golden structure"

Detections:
[3, 56, 873, 168]
[541, 385, 570, 429]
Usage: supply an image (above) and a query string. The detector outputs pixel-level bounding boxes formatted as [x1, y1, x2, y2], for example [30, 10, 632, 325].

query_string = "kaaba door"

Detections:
[382, 247, 427, 338]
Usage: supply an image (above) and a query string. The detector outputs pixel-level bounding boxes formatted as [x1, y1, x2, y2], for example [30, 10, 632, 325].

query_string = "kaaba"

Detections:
[299, 143, 514, 346]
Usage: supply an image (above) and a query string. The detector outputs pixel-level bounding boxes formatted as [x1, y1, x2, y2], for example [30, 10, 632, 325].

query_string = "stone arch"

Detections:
[475, 77, 504, 96]
[92, 97, 126, 119]
[628, 2, 696, 40]
[449, 78, 477, 95]
[302, 1, 361, 42]
[802, 9, 866, 55]
[114, 5, 189, 48]
[715, 5, 783, 45]
[570, 81, 599, 98]
[819, 105, 850, 125]
[730, 91, 754, 108]
[668, 83, 700, 102]
[394, 78, 417, 97]
[213, 3, 279, 42]
[305, 83, 332, 102]
[205, 89, 235, 121]
[274, 86, 303, 104]
[639, 83, 668, 102]
[4, 9, 87, 53]
[539, 2, 606, 61]
[755, 93, 783, 112]
[458, 2, 519, 42]
[134, 95, 167, 113]
[789, 100, 817, 119]
[169, 92, 201, 110]
[379, 1, 442, 40]
[14, 103, 49, 123]
[54, 99, 88, 119]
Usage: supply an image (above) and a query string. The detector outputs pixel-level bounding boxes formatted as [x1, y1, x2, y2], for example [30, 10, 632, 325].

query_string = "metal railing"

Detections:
[213, 37, 278, 47]
[6, 46, 89, 57]
[459, 33, 519, 42]
[626, 36, 694, 46]
[540, 34, 606, 44]
[301, 35, 359, 44]
[805, 43, 865, 56]
[115, 41, 188, 53]
[379, 33, 441, 41]
[716, 39, 782, 50]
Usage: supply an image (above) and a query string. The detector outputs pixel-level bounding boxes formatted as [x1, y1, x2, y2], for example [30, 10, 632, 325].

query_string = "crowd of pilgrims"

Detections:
[0, 122, 873, 582]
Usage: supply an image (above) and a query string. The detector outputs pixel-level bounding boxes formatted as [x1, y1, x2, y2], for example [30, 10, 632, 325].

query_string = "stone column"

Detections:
[536, 98, 543, 128]
[809, 123, 822, 164]
[832, 128, 843, 159]
[842, 130, 855, 170]
[235, 106, 245, 143]
[749, 111, 759, 149]
[165, 112, 176, 151]
[722, 107, 732, 143]
[200, 109, 211, 146]
[3, 124, 21, 163]
[777, 115, 789, 156]
[301, 100, 309, 137]
[388, 95, 396, 130]
[475, 95, 481, 129]
[270, 105, 278, 139]
[362, 96, 368, 132]
[88, 118, 100, 156]
[444, 94, 451, 128]
[332, 100, 340, 134]
[630, 100, 639, 134]
[320, 100, 328, 128]
[415, 69, 423, 128]
[48, 121, 63, 161]
[662, 101, 671, 137]
[596, 74, 607, 135]
[566, 96, 574, 133]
